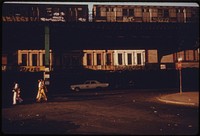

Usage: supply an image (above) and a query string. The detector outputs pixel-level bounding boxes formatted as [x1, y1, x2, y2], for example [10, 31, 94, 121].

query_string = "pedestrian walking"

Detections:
[36, 79, 42, 102]
[36, 79, 48, 102]
[12, 82, 23, 105]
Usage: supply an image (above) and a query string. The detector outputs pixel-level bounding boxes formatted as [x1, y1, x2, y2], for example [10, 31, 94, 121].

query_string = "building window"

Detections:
[21, 54, 27, 66]
[106, 53, 111, 65]
[137, 53, 142, 65]
[32, 54, 37, 66]
[87, 54, 92, 66]
[127, 53, 132, 65]
[118, 53, 122, 65]
[97, 53, 101, 65]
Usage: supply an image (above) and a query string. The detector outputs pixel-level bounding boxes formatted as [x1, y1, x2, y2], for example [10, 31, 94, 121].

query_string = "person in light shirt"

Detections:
[12, 82, 23, 105]
[36, 79, 48, 102]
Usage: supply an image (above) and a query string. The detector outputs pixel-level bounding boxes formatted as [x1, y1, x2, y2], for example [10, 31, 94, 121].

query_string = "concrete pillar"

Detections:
[45, 25, 50, 67]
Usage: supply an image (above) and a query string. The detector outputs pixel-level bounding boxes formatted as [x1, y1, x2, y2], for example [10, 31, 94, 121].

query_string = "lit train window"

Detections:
[22, 54, 27, 66]
[128, 54, 132, 65]
[97, 54, 101, 65]
[32, 54, 37, 66]
[106, 53, 111, 65]
[87, 54, 92, 66]
[118, 54, 123, 65]
[137, 53, 142, 65]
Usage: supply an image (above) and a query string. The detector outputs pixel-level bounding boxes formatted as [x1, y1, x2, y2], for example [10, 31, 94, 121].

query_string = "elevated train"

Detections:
[2, 2, 199, 23]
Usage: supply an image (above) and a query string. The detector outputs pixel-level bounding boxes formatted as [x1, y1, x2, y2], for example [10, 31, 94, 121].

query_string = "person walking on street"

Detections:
[36, 79, 42, 102]
[36, 79, 48, 102]
[12, 82, 23, 105]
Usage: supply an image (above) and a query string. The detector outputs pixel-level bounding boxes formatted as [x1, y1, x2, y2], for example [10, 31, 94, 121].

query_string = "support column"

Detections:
[45, 25, 50, 67]
[44, 25, 50, 86]
[157, 49, 163, 70]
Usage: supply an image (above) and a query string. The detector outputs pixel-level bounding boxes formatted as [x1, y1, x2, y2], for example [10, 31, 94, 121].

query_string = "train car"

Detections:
[2, 2, 88, 22]
[82, 50, 146, 71]
[92, 4, 199, 23]
[16, 50, 53, 72]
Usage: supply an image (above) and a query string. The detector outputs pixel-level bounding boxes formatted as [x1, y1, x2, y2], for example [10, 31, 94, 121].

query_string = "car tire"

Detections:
[75, 87, 80, 92]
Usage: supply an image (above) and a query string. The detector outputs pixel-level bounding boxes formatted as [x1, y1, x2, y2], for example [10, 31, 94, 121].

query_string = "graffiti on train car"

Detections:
[19, 66, 45, 72]
[152, 17, 169, 22]
[2, 16, 38, 22]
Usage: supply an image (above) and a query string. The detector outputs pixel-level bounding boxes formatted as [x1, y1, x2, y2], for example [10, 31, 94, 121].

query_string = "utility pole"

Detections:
[177, 57, 182, 94]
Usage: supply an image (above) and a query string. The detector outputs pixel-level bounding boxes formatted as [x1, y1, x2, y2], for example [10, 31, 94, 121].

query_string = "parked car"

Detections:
[70, 80, 109, 91]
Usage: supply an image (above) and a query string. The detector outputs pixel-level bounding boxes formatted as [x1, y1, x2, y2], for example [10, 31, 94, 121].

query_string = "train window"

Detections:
[106, 53, 111, 65]
[134, 8, 142, 17]
[128, 54, 132, 65]
[97, 54, 101, 65]
[158, 9, 163, 17]
[185, 50, 194, 61]
[137, 53, 142, 65]
[186, 8, 192, 17]
[21, 54, 27, 66]
[118, 54, 123, 65]
[177, 9, 183, 13]
[163, 9, 169, 18]
[123, 9, 128, 16]
[87, 54, 92, 66]
[100, 7, 106, 12]
[43, 54, 45, 66]
[143, 9, 149, 12]
[129, 9, 134, 16]
[194, 49, 199, 61]
[169, 8, 176, 17]
[32, 54, 37, 66]
[96, 7, 100, 17]
[152, 8, 158, 17]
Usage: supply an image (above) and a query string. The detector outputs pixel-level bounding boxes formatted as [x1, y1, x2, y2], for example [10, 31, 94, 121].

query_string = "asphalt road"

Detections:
[2, 89, 199, 135]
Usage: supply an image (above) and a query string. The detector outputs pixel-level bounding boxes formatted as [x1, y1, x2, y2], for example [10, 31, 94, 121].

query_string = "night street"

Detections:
[2, 1, 199, 135]
[2, 89, 199, 135]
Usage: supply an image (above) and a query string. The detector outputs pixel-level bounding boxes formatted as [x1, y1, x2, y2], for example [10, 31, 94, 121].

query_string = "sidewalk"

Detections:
[157, 91, 199, 107]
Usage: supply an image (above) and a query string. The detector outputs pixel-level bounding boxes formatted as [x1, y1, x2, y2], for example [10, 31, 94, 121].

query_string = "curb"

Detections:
[157, 97, 198, 107]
